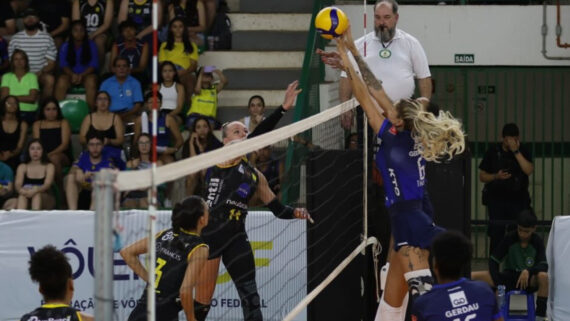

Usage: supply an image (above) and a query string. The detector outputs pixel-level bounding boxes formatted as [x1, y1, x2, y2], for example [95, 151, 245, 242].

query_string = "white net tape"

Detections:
[116, 98, 359, 191]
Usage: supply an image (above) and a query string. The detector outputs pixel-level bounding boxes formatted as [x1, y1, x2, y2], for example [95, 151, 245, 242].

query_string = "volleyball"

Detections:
[315, 7, 349, 40]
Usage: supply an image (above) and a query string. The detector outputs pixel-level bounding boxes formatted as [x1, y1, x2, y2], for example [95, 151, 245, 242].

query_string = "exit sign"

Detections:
[455, 54, 475, 64]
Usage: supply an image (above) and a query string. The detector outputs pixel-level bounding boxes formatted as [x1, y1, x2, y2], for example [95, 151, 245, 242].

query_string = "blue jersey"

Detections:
[375, 119, 426, 207]
[412, 278, 501, 321]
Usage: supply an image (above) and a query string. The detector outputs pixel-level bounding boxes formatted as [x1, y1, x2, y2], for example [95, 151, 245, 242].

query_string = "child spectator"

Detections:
[79, 90, 126, 170]
[183, 115, 221, 195]
[159, 61, 185, 125]
[472, 209, 548, 320]
[186, 65, 227, 129]
[13, 139, 55, 210]
[159, 18, 198, 102]
[134, 92, 183, 165]
[32, 98, 71, 189]
[1, 50, 40, 125]
[110, 19, 150, 86]
[238, 95, 265, 133]
[64, 132, 115, 210]
[55, 20, 99, 109]
[0, 96, 28, 172]
[72, 0, 114, 69]
[118, 0, 162, 48]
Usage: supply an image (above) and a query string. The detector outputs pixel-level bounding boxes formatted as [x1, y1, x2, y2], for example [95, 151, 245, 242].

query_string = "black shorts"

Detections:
[498, 270, 538, 293]
[201, 220, 248, 259]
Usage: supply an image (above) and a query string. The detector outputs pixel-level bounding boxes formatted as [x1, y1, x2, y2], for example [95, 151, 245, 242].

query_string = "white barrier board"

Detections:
[546, 215, 570, 321]
[0, 210, 307, 321]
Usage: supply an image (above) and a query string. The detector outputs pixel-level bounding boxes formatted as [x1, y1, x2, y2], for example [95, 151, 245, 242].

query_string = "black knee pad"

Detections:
[407, 275, 434, 300]
[235, 280, 263, 321]
[194, 300, 211, 321]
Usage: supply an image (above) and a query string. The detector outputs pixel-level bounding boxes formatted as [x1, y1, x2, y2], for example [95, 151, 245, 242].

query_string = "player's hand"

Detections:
[495, 169, 511, 180]
[342, 23, 357, 53]
[282, 80, 302, 110]
[316, 49, 345, 70]
[294, 207, 314, 224]
[516, 269, 530, 289]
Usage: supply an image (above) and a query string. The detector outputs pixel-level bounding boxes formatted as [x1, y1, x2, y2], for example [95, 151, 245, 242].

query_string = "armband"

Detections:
[267, 198, 295, 219]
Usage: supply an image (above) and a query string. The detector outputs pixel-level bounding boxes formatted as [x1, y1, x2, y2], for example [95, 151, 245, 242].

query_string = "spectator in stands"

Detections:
[0, 1, 17, 37]
[203, 0, 217, 30]
[8, 8, 57, 101]
[159, 61, 185, 125]
[186, 65, 227, 129]
[345, 133, 358, 150]
[72, 0, 114, 70]
[184, 115, 222, 195]
[0, 161, 15, 210]
[168, 0, 207, 46]
[122, 133, 162, 209]
[55, 20, 99, 109]
[65, 131, 115, 210]
[411, 231, 503, 321]
[250, 145, 283, 196]
[1, 50, 40, 125]
[239, 95, 265, 133]
[472, 209, 548, 320]
[30, 0, 71, 49]
[110, 19, 150, 86]
[118, 0, 162, 48]
[99, 57, 144, 122]
[0, 96, 28, 172]
[0, 37, 9, 76]
[32, 98, 71, 189]
[13, 139, 55, 210]
[79, 90, 126, 170]
[134, 92, 183, 165]
[159, 18, 199, 103]
[479, 123, 533, 254]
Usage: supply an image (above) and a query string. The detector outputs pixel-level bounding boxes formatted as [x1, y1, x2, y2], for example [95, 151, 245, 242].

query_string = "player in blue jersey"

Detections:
[412, 231, 504, 321]
[334, 25, 465, 321]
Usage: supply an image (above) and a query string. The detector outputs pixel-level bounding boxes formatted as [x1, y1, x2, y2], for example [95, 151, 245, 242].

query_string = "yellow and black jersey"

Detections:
[21, 304, 82, 321]
[205, 158, 259, 224]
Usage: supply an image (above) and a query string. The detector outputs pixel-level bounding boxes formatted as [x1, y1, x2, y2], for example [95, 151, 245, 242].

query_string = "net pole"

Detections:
[362, 0, 369, 251]
[94, 170, 116, 321]
[146, 1, 160, 321]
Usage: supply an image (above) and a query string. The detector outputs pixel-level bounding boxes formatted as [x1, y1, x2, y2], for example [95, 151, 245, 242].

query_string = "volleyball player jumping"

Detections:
[331, 25, 465, 320]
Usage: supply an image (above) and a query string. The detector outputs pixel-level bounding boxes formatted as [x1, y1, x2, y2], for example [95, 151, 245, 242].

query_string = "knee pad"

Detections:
[380, 263, 389, 291]
[404, 269, 434, 300]
[374, 297, 404, 321]
[235, 280, 263, 321]
[194, 300, 211, 321]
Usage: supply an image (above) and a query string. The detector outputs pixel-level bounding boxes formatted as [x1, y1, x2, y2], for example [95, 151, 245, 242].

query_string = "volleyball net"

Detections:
[95, 97, 381, 320]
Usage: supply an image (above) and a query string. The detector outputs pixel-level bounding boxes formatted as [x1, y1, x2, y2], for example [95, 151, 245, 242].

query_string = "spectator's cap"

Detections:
[502, 123, 519, 137]
[21, 8, 40, 18]
[203, 65, 216, 74]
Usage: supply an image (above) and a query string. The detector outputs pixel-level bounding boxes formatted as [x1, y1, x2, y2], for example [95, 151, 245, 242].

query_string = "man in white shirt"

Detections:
[8, 8, 57, 99]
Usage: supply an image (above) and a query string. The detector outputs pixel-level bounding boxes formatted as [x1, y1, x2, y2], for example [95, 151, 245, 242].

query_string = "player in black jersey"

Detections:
[192, 120, 313, 321]
[121, 196, 209, 321]
[72, 0, 113, 69]
[21, 245, 94, 321]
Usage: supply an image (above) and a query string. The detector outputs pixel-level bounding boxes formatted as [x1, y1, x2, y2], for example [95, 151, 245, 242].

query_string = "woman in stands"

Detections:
[79, 90, 125, 169]
[121, 196, 209, 321]
[159, 61, 186, 126]
[32, 98, 71, 189]
[0, 95, 28, 172]
[13, 139, 55, 210]
[333, 26, 465, 320]
[239, 95, 266, 133]
[0, 49, 39, 125]
[72, 0, 114, 69]
[20, 245, 93, 321]
[54, 20, 98, 109]
[159, 18, 199, 102]
[168, 0, 207, 46]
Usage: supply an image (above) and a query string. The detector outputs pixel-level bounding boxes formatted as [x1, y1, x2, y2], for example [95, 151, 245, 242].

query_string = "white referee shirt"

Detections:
[8, 30, 57, 74]
[341, 28, 431, 102]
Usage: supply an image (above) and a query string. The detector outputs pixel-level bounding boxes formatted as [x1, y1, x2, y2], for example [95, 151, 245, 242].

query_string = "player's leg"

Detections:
[398, 246, 433, 300]
[375, 248, 408, 321]
[530, 271, 548, 317]
[194, 257, 221, 321]
[222, 232, 263, 321]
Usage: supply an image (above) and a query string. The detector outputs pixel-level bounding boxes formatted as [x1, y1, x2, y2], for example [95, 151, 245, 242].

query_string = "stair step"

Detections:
[223, 69, 302, 90]
[239, 0, 313, 13]
[199, 51, 304, 70]
[228, 13, 312, 31]
[232, 31, 308, 51]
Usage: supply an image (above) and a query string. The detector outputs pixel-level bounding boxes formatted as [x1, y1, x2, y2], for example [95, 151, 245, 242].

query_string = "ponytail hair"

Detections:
[396, 99, 465, 162]
[171, 195, 207, 232]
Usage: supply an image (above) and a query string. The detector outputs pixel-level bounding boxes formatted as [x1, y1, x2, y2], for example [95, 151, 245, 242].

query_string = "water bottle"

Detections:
[497, 284, 506, 310]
